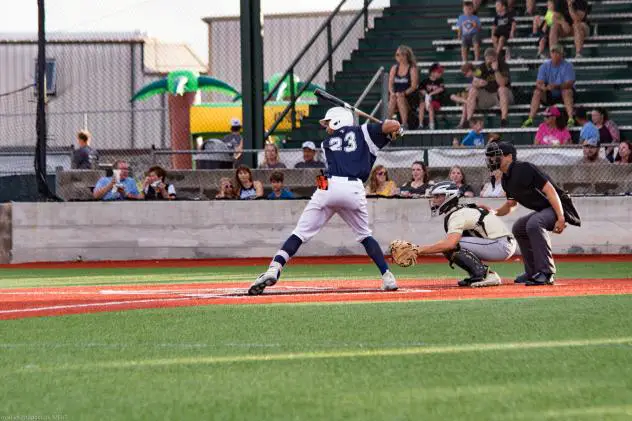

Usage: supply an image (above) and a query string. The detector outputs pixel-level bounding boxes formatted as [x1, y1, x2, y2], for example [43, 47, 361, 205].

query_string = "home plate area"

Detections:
[1, 278, 631, 319]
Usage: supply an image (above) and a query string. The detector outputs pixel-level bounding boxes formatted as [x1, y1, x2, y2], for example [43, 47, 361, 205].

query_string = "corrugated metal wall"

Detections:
[207, 9, 382, 98]
[0, 42, 169, 150]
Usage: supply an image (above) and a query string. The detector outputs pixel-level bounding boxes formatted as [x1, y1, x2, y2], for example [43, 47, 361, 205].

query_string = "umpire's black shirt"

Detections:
[501, 161, 553, 211]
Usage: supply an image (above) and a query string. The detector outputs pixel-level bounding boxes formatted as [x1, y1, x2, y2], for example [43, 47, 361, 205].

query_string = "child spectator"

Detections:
[399, 161, 433, 198]
[267, 171, 296, 200]
[366, 165, 397, 197]
[235, 165, 264, 199]
[142, 166, 176, 200]
[417, 63, 446, 130]
[614, 140, 632, 164]
[492, 0, 516, 58]
[215, 177, 237, 199]
[387, 45, 419, 130]
[532, 0, 555, 59]
[591, 107, 620, 161]
[457, 1, 482, 63]
[450, 62, 475, 128]
[576, 107, 600, 145]
[449, 165, 475, 197]
[457, 117, 486, 147]
[534, 106, 571, 145]
[488, 132, 502, 143]
[72, 130, 98, 169]
[259, 143, 287, 169]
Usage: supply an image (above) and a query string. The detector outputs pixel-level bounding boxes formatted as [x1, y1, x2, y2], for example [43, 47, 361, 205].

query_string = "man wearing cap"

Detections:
[522, 44, 575, 128]
[575, 107, 608, 164]
[483, 141, 581, 285]
[465, 48, 514, 128]
[221, 117, 244, 168]
[294, 141, 326, 169]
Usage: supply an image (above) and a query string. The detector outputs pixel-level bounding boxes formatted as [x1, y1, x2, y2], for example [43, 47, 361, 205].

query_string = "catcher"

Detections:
[390, 181, 516, 287]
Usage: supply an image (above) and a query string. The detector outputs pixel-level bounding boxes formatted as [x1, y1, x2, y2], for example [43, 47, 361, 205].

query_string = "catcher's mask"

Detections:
[485, 141, 516, 172]
[429, 181, 461, 217]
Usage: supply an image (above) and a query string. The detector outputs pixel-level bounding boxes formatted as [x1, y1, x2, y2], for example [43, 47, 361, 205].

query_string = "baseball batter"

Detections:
[390, 181, 516, 287]
[248, 107, 402, 295]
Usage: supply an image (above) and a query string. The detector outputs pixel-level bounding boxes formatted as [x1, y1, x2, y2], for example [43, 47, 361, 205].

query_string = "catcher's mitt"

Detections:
[389, 240, 421, 268]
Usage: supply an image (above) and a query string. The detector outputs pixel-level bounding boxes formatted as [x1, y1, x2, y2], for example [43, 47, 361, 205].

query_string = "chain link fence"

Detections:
[51, 143, 632, 202]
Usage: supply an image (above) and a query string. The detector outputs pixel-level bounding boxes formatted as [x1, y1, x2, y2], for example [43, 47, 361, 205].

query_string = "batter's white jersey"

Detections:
[291, 123, 391, 243]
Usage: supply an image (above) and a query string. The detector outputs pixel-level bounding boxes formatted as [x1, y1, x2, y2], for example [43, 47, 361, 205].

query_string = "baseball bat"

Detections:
[314, 89, 383, 124]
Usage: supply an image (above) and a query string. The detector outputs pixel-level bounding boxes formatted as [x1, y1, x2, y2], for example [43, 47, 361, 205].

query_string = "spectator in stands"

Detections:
[267, 171, 296, 200]
[576, 107, 600, 145]
[492, 0, 516, 58]
[579, 136, 608, 164]
[534, 106, 571, 145]
[458, 117, 486, 147]
[488, 132, 502, 143]
[449, 165, 475, 197]
[418, 63, 446, 130]
[142, 165, 176, 200]
[399, 161, 432, 198]
[450, 62, 475, 128]
[215, 177, 237, 199]
[532, 0, 555, 59]
[480, 170, 506, 197]
[221, 118, 244, 168]
[526, 0, 537, 15]
[366, 165, 397, 197]
[92, 160, 142, 201]
[198, 138, 233, 169]
[522, 44, 575, 128]
[387, 45, 419, 130]
[259, 143, 287, 169]
[591, 107, 620, 161]
[465, 48, 513, 128]
[235, 165, 264, 199]
[294, 141, 326, 168]
[72, 130, 98, 170]
[549, 0, 590, 58]
[614, 140, 632, 164]
[457, 1, 482, 63]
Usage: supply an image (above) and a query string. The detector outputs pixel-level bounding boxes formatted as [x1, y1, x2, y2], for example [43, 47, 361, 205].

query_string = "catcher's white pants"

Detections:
[292, 176, 371, 243]
[459, 236, 516, 261]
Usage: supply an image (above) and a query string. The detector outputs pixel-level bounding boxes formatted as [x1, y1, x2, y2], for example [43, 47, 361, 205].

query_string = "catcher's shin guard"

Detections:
[444, 247, 489, 287]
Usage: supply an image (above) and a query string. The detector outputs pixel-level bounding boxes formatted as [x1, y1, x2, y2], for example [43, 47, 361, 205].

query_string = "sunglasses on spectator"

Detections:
[377, 171, 386, 176]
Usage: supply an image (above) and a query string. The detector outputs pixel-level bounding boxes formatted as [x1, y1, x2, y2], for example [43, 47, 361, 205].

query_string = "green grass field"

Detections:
[1, 261, 631, 420]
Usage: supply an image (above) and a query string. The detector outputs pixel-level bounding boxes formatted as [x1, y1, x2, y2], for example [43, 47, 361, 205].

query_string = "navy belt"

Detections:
[327, 176, 358, 181]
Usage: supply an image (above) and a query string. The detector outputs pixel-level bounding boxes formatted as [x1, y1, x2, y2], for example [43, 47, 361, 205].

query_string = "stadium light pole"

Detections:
[240, 0, 264, 166]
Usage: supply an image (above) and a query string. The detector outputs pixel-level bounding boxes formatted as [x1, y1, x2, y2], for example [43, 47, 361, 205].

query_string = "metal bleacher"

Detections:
[286, 0, 632, 147]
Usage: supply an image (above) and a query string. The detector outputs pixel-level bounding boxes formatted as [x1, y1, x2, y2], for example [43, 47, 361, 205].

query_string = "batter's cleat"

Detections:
[381, 270, 398, 291]
[457, 277, 476, 287]
[471, 271, 502, 288]
[514, 273, 531, 284]
[525, 272, 555, 286]
[248, 268, 280, 296]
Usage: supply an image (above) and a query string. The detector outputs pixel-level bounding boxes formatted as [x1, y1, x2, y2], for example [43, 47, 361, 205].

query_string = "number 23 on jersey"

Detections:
[327, 132, 357, 153]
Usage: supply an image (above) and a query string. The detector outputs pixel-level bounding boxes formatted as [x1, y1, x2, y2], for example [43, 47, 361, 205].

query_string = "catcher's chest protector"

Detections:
[443, 205, 490, 238]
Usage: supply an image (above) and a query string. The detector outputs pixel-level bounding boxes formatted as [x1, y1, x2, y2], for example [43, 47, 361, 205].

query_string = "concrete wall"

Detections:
[0, 204, 11, 263]
[6, 197, 632, 263]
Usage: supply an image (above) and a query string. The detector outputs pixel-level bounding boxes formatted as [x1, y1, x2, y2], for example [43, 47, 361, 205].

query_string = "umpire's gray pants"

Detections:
[512, 207, 557, 276]
[459, 236, 517, 261]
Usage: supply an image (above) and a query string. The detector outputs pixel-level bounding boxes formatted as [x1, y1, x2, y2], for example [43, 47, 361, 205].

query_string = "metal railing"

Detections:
[354, 66, 385, 124]
[264, 0, 374, 140]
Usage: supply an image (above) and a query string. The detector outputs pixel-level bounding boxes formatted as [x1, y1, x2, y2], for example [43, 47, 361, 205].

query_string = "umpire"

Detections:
[484, 142, 581, 285]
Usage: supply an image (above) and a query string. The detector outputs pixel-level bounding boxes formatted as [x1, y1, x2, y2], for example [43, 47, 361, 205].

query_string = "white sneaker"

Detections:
[248, 267, 280, 296]
[381, 270, 398, 291]
[470, 271, 502, 288]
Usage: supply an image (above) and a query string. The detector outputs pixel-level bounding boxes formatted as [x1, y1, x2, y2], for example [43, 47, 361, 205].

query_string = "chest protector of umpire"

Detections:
[443, 204, 490, 238]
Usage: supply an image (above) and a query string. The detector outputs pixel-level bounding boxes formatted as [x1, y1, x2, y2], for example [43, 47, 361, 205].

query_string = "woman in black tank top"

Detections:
[387, 45, 419, 130]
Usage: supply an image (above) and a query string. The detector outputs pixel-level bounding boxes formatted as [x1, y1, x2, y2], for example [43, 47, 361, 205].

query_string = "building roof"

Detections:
[0, 31, 147, 43]
[143, 38, 208, 74]
[202, 8, 383, 23]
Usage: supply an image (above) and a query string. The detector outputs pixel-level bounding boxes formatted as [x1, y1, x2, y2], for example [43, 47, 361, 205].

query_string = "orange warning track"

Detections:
[1, 278, 631, 320]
